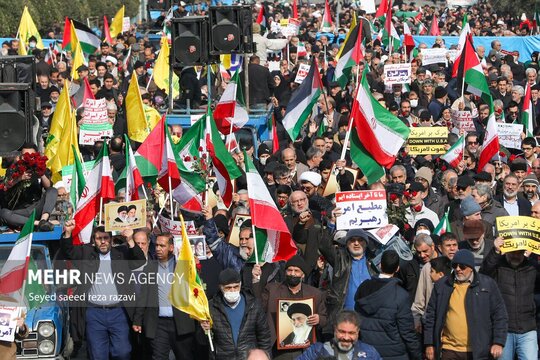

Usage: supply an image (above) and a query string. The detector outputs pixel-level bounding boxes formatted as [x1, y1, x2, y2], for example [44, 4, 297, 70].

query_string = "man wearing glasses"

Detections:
[424, 249, 507, 360]
[521, 137, 537, 167]
[465, 132, 480, 155]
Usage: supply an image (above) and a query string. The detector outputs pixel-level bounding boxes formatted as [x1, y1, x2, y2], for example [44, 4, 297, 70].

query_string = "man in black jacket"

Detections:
[354, 250, 422, 360]
[201, 269, 272, 360]
[480, 238, 540, 360]
[61, 221, 146, 360]
[424, 249, 507, 360]
[132, 233, 196, 360]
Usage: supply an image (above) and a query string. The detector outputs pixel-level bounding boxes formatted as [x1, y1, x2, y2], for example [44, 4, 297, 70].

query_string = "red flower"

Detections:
[499, 151, 506, 157]
[196, 262, 202, 272]
[509, 154, 517, 162]
[193, 156, 198, 160]
[202, 153, 207, 159]
[198, 146, 203, 152]
[193, 288, 199, 298]
[441, 165, 447, 171]
[389, 193, 398, 201]
[184, 156, 191, 162]
[404, 223, 411, 231]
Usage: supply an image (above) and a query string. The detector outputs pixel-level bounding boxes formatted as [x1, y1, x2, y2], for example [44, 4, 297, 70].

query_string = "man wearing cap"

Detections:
[522, 174, 540, 204]
[200, 269, 272, 360]
[299, 171, 333, 219]
[415, 167, 445, 218]
[424, 249, 508, 360]
[355, 250, 422, 360]
[405, 182, 439, 228]
[39, 102, 54, 129]
[428, 86, 448, 120]
[318, 228, 377, 334]
[481, 237, 539, 360]
[510, 158, 529, 184]
[495, 174, 532, 216]
[297, 310, 381, 360]
[262, 255, 327, 359]
[459, 219, 495, 270]
[76, 64, 89, 81]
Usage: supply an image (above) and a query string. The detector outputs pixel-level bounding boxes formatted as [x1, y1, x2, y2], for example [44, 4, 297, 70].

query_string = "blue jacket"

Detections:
[203, 218, 245, 272]
[296, 341, 382, 360]
[424, 272, 508, 359]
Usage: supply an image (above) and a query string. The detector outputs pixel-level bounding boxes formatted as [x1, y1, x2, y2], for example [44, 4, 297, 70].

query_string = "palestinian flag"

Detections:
[417, 22, 428, 35]
[282, 58, 323, 141]
[256, 5, 267, 30]
[434, 210, 451, 236]
[268, 113, 279, 154]
[72, 145, 115, 245]
[382, 3, 400, 52]
[441, 136, 465, 168]
[321, 0, 333, 32]
[158, 122, 181, 193]
[244, 152, 297, 263]
[403, 22, 416, 58]
[71, 77, 95, 109]
[451, 20, 471, 78]
[429, 14, 441, 36]
[522, 82, 534, 136]
[213, 71, 249, 134]
[375, 0, 390, 18]
[0, 211, 35, 294]
[204, 113, 243, 208]
[62, 18, 100, 53]
[124, 135, 144, 201]
[334, 16, 362, 88]
[350, 71, 410, 168]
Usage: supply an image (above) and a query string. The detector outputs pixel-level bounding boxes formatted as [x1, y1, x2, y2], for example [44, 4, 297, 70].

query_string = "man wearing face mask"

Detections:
[262, 255, 327, 360]
[200, 269, 272, 360]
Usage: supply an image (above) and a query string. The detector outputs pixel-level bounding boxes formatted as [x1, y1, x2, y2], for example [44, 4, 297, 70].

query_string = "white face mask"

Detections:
[410, 99, 419, 108]
[223, 291, 240, 303]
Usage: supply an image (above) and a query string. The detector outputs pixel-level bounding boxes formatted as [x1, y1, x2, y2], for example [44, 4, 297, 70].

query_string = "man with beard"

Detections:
[280, 303, 313, 347]
[495, 174, 532, 216]
[424, 249, 507, 360]
[481, 238, 539, 360]
[296, 310, 381, 360]
[465, 132, 480, 156]
[458, 219, 494, 270]
[522, 174, 539, 204]
[262, 255, 327, 360]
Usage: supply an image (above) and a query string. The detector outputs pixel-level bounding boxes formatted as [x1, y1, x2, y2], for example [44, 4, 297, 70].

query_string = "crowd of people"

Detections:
[3, 0, 540, 360]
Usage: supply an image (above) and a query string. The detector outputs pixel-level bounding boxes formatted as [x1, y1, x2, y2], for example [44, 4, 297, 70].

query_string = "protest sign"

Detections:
[79, 98, 113, 145]
[62, 160, 95, 193]
[0, 305, 18, 342]
[383, 63, 412, 85]
[367, 224, 400, 245]
[295, 63, 311, 84]
[104, 199, 146, 231]
[407, 127, 448, 155]
[158, 214, 197, 236]
[451, 110, 475, 132]
[174, 235, 207, 260]
[447, 49, 459, 62]
[277, 298, 315, 350]
[420, 48, 448, 66]
[496, 216, 540, 254]
[497, 123, 524, 149]
[122, 17, 130, 32]
[335, 190, 388, 230]
[360, 0, 376, 13]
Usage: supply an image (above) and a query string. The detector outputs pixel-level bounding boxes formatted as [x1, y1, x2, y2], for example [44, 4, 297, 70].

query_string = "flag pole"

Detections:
[99, 198, 103, 225]
[152, 193, 170, 229]
[227, 120, 234, 152]
[168, 177, 174, 220]
[341, 114, 354, 160]
[251, 224, 259, 264]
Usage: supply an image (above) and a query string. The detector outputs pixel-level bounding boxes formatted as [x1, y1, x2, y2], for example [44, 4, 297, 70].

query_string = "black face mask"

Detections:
[285, 275, 302, 287]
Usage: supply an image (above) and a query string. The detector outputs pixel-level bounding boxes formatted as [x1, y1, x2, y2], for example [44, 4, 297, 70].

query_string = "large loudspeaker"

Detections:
[0, 83, 33, 154]
[171, 17, 209, 68]
[209, 6, 253, 55]
[0, 56, 36, 86]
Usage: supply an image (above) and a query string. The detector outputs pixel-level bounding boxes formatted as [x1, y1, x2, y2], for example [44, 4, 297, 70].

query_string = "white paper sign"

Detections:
[122, 17, 131, 32]
[336, 190, 388, 230]
[79, 126, 114, 145]
[80, 98, 113, 145]
[158, 214, 197, 236]
[383, 63, 412, 85]
[451, 110, 475, 132]
[294, 63, 311, 84]
[360, 0, 376, 14]
[368, 224, 399, 245]
[82, 98, 108, 124]
[497, 123, 524, 149]
[421, 48, 448, 66]
[0, 306, 18, 342]
[282, 18, 300, 37]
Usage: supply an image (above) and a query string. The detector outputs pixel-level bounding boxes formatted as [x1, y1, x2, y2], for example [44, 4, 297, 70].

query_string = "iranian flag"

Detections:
[522, 82, 534, 136]
[158, 122, 181, 193]
[124, 135, 144, 201]
[72, 145, 115, 245]
[375, 0, 389, 18]
[268, 114, 279, 154]
[477, 102, 499, 172]
[417, 22, 428, 35]
[213, 71, 249, 134]
[441, 136, 465, 168]
[434, 210, 451, 236]
[70, 145, 86, 208]
[334, 16, 362, 88]
[349, 129, 385, 185]
[244, 153, 297, 262]
[204, 113, 243, 208]
[297, 42, 307, 57]
[321, 0, 333, 32]
[382, 5, 401, 52]
[103, 15, 113, 44]
[282, 57, 323, 140]
[0, 211, 35, 294]
[403, 22, 415, 58]
[351, 72, 410, 168]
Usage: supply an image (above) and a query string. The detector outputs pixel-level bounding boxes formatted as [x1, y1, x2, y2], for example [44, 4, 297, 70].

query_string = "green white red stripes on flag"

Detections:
[244, 152, 297, 262]
[213, 71, 249, 134]
[334, 16, 361, 88]
[441, 136, 465, 168]
[72, 145, 115, 245]
[282, 57, 323, 141]
[434, 210, 451, 236]
[268, 114, 279, 154]
[205, 113, 243, 208]
[349, 129, 385, 184]
[350, 72, 410, 168]
[321, 0, 333, 32]
[477, 100, 499, 172]
[124, 135, 144, 201]
[158, 121, 181, 193]
[375, 0, 389, 18]
[522, 82, 534, 136]
[451, 20, 471, 78]
[0, 211, 35, 294]
[403, 22, 415, 58]
[70, 145, 86, 208]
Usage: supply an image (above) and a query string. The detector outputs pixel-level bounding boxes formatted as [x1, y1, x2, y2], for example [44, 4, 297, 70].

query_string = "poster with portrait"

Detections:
[174, 235, 207, 260]
[0, 305, 19, 342]
[277, 298, 315, 350]
[322, 165, 359, 197]
[227, 214, 251, 247]
[104, 200, 147, 231]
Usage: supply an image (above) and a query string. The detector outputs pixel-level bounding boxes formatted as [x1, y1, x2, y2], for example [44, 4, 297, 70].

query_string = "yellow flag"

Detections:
[169, 214, 212, 325]
[18, 37, 27, 56]
[144, 105, 162, 131]
[70, 22, 86, 81]
[126, 72, 148, 143]
[17, 6, 44, 50]
[153, 37, 179, 97]
[45, 83, 78, 181]
[336, 14, 357, 61]
[109, 5, 125, 39]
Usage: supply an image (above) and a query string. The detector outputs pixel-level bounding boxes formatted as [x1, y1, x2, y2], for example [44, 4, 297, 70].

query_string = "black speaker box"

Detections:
[209, 5, 254, 55]
[171, 16, 209, 68]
